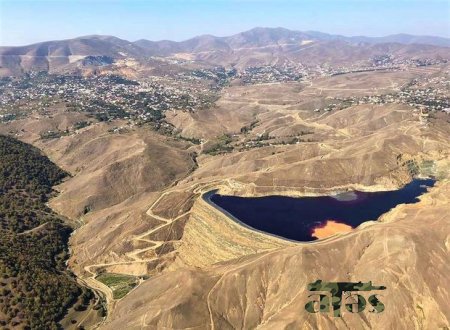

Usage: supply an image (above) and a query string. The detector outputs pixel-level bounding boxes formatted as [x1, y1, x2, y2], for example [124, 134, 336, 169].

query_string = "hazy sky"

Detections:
[0, 0, 449, 46]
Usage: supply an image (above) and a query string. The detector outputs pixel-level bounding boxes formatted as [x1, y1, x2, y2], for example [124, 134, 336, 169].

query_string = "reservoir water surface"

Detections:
[206, 178, 435, 242]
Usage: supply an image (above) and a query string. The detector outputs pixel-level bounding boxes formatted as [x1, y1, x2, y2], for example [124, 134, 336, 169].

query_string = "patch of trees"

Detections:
[240, 120, 259, 134]
[0, 135, 91, 329]
[176, 135, 201, 145]
[39, 129, 70, 140]
[204, 134, 234, 155]
[73, 121, 91, 130]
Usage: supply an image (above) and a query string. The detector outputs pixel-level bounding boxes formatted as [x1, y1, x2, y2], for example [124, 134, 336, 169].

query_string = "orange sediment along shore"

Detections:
[312, 220, 353, 239]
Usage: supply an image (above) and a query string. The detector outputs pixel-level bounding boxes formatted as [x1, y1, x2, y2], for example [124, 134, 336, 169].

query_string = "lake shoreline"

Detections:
[204, 178, 436, 242]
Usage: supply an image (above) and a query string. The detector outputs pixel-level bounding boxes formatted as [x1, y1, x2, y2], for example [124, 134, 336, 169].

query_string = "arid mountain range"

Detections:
[1, 27, 450, 76]
[0, 27, 449, 329]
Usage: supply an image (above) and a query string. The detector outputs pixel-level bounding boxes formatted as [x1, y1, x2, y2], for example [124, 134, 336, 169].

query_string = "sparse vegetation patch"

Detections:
[96, 273, 138, 299]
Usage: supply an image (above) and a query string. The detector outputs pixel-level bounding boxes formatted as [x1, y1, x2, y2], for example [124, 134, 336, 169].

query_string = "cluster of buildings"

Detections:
[318, 85, 449, 114]
[181, 56, 447, 86]
[179, 64, 310, 86]
[180, 67, 237, 89]
[236, 65, 307, 84]
[0, 72, 217, 124]
[0, 55, 448, 134]
[315, 56, 448, 76]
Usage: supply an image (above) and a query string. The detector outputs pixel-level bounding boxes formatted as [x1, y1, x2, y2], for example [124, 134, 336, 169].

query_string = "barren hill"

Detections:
[1, 28, 449, 76]
[1, 63, 449, 328]
[0, 31, 449, 329]
[105, 180, 450, 329]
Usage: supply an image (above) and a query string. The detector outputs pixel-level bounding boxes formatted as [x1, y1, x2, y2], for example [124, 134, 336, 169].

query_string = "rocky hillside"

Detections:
[1, 28, 449, 76]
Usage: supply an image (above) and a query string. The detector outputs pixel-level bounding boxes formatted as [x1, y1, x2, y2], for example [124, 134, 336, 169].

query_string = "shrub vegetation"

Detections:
[0, 135, 90, 329]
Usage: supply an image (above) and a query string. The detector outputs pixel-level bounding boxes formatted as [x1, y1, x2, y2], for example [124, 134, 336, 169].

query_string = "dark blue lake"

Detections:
[206, 178, 435, 242]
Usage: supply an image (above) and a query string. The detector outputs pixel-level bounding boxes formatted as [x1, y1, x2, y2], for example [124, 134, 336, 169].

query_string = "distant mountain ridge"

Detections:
[349, 33, 450, 47]
[3, 27, 450, 49]
[132, 27, 450, 52]
[1, 27, 449, 76]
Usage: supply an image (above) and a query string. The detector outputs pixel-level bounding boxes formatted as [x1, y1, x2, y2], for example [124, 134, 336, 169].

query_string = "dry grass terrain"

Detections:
[106, 180, 450, 329]
[1, 64, 449, 329]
